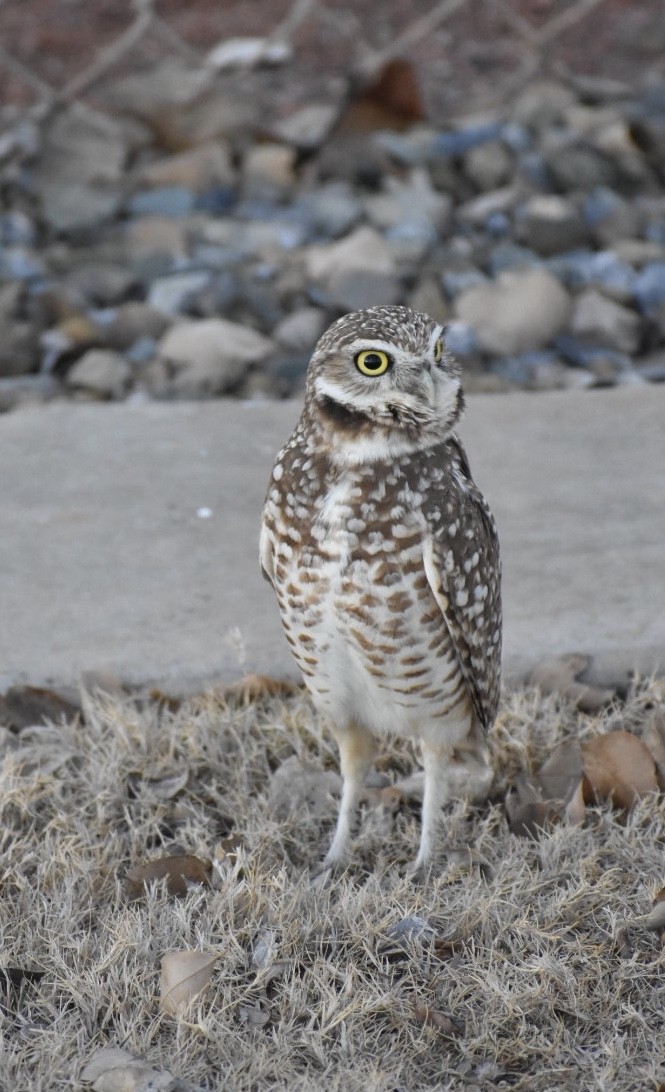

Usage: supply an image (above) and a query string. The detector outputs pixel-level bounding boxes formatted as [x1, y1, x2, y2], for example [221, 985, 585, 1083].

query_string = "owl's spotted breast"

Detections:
[260, 305, 502, 868]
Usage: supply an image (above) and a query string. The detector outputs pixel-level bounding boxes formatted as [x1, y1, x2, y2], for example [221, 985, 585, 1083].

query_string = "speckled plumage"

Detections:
[260, 305, 501, 868]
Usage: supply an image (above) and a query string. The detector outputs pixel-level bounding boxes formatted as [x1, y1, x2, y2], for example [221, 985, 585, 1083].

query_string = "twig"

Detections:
[355, 0, 466, 81]
[57, 0, 155, 104]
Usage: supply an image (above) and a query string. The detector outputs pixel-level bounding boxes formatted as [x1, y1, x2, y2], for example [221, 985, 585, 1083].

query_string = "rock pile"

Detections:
[2, 68, 665, 410]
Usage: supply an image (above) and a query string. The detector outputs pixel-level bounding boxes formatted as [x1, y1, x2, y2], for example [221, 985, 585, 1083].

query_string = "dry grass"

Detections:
[1, 679, 665, 1091]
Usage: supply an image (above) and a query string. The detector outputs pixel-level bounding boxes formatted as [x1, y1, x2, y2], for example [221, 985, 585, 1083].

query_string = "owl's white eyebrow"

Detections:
[347, 338, 400, 354]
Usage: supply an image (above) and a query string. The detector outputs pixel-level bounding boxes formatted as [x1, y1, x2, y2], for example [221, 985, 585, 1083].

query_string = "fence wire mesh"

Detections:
[1, 0, 664, 142]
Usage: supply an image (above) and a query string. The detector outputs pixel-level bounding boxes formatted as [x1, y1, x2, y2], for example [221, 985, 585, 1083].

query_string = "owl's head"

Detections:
[303, 305, 463, 461]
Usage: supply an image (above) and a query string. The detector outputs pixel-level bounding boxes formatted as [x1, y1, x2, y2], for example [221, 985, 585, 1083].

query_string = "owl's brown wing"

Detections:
[422, 444, 502, 730]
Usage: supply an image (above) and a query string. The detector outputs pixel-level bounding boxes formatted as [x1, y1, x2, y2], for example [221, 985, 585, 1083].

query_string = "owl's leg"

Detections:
[413, 740, 452, 871]
[324, 721, 376, 866]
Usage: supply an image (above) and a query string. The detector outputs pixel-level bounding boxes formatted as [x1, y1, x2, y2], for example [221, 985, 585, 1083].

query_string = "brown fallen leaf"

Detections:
[642, 710, 665, 790]
[160, 950, 218, 1017]
[335, 59, 426, 136]
[581, 730, 659, 809]
[528, 653, 615, 712]
[537, 740, 584, 802]
[413, 1002, 463, 1037]
[80, 1045, 182, 1091]
[125, 855, 211, 900]
[507, 799, 560, 839]
[0, 685, 80, 731]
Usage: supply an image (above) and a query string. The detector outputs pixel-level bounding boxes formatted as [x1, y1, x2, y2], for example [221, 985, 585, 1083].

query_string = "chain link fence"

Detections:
[1, 0, 664, 143]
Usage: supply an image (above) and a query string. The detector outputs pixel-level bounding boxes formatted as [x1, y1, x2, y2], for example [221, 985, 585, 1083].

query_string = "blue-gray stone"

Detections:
[582, 187, 623, 227]
[441, 269, 487, 299]
[194, 186, 236, 215]
[553, 334, 632, 371]
[433, 122, 504, 159]
[126, 336, 157, 364]
[0, 246, 44, 282]
[488, 244, 540, 277]
[634, 262, 665, 313]
[490, 350, 559, 385]
[148, 270, 213, 315]
[517, 152, 551, 189]
[129, 187, 196, 218]
[546, 250, 636, 297]
[0, 212, 36, 247]
[645, 221, 665, 246]
[443, 321, 479, 358]
[486, 211, 510, 237]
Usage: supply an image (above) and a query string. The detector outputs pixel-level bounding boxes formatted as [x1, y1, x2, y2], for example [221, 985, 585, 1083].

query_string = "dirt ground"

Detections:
[2, 679, 664, 1090]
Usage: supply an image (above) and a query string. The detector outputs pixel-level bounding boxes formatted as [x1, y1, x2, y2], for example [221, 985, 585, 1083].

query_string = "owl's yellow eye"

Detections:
[433, 337, 444, 364]
[354, 349, 391, 376]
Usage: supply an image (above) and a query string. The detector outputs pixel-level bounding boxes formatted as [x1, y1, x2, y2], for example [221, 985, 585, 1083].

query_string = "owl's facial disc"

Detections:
[311, 331, 462, 441]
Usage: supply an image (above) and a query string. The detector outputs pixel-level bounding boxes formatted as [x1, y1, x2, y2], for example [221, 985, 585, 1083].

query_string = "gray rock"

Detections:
[158, 318, 274, 396]
[298, 182, 362, 239]
[463, 140, 514, 192]
[636, 351, 665, 383]
[137, 142, 235, 192]
[32, 105, 129, 234]
[0, 283, 40, 376]
[364, 169, 451, 234]
[306, 226, 395, 284]
[327, 267, 400, 311]
[516, 195, 588, 256]
[38, 182, 122, 236]
[407, 278, 451, 325]
[613, 239, 665, 267]
[569, 289, 641, 354]
[64, 263, 137, 306]
[271, 103, 340, 150]
[0, 374, 59, 413]
[272, 307, 327, 351]
[456, 268, 572, 356]
[148, 271, 213, 316]
[512, 80, 577, 130]
[242, 143, 297, 201]
[456, 185, 520, 228]
[66, 350, 132, 399]
[582, 187, 642, 246]
[541, 137, 619, 192]
[128, 187, 195, 218]
[104, 303, 171, 351]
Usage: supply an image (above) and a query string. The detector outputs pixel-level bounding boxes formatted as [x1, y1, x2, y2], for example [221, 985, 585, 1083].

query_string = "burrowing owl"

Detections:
[260, 305, 501, 869]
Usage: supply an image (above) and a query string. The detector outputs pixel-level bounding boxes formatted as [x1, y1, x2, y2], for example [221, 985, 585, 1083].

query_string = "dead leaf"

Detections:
[337, 59, 426, 135]
[219, 674, 301, 705]
[642, 710, 665, 789]
[563, 778, 587, 826]
[528, 653, 615, 712]
[80, 1046, 179, 1091]
[160, 950, 218, 1016]
[639, 901, 665, 933]
[413, 1002, 463, 1037]
[537, 740, 584, 802]
[0, 685, 80, 731]
[581, 730, 659, 809]
[507, 799, 560, 839]
[214, 833, 245, 864]
[125, 855, 211, 899]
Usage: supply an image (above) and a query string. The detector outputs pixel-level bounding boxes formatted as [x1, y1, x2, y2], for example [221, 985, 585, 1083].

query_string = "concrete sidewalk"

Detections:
[1, 387, 663, 695]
